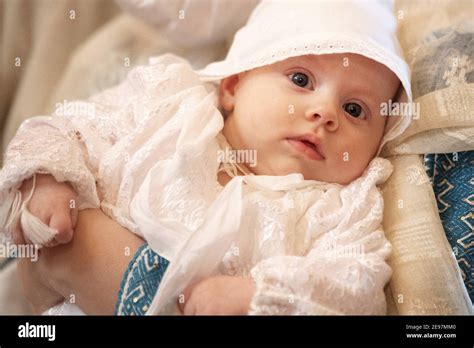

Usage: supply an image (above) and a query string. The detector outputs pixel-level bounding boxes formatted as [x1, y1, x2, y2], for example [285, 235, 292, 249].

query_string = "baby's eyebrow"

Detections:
[347, 85, 379, 103]
[295, 55, 318, 64]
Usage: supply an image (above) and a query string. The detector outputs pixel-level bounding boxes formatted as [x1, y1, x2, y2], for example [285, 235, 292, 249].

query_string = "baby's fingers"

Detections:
[49, 207, 74, 244]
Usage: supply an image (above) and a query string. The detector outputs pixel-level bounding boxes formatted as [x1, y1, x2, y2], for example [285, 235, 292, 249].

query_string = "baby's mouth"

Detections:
[286, 136, 325, 161]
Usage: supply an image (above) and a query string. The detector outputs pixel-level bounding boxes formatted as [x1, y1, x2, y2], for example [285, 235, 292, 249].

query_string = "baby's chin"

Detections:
[302, 171, 363, 185]
[254, 159, 365, 185]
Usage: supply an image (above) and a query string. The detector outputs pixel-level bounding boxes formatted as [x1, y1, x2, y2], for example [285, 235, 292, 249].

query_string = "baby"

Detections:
[0, 0, 412, 315]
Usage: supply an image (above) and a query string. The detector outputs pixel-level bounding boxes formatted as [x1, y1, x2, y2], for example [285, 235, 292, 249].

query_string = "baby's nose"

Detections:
[304, 100, 339, 131]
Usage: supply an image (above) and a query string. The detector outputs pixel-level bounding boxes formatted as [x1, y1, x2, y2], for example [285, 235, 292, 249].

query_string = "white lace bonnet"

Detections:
[196, 0, 413, 155]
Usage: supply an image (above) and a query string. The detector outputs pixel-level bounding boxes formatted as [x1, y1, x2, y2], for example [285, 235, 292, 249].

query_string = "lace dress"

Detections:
[0, 54, 393, 315]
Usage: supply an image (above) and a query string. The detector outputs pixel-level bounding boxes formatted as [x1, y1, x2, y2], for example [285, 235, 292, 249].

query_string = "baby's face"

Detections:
[219, 53, 400, 184]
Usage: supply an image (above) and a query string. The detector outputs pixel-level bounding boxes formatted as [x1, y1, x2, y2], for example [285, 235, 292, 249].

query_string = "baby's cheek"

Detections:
[241, 108, 277, 141]
[331, 144, 369, 184]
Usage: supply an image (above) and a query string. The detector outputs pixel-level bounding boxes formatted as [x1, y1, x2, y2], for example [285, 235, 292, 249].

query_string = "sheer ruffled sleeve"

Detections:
[0, 53, 202, 242]
[0, 76, 135, 213]
[248, 158, 394, 315]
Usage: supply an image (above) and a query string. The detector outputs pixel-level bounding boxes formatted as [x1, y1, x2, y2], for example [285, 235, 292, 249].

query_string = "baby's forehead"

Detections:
[265, 53, 398, 90]
[276, 53, 376, 69]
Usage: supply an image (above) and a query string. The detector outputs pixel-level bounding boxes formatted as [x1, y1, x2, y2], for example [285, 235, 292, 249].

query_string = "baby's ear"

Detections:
[219, 74, 241, 114]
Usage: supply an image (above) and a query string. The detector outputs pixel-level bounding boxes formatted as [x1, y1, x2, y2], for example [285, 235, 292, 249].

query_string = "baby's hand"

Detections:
[179, 276, 256, 315]
[13, 174, 78, 246]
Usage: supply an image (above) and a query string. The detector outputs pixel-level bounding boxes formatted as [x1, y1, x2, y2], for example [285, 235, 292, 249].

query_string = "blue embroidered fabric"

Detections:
[115, 243, 170, 315]
[424, 151, 474, 303]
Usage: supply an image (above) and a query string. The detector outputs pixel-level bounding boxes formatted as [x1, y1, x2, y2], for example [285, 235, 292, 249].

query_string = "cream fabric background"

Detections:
[0, 0, 472, 314]
[382, 0, 473, 156]
[381, 0, 473, 314]
[0, 0, 121, 160]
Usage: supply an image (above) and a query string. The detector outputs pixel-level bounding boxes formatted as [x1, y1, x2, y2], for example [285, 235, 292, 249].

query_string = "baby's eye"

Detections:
[343, 102, 366, 119]
[289, 72, 312, 89]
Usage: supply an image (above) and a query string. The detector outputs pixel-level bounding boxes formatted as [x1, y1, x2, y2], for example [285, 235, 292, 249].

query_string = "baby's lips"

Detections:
[288, 133, 326, 160]
[294, 133, 326, 158]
